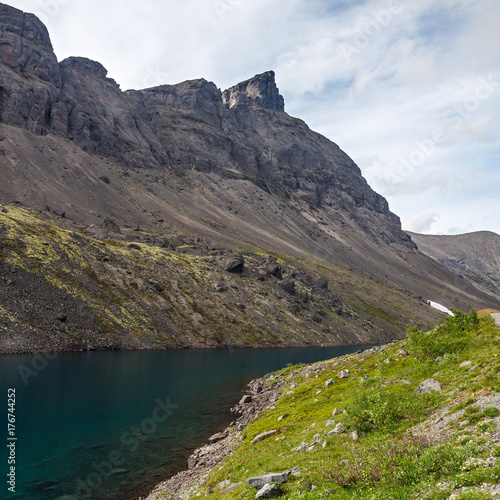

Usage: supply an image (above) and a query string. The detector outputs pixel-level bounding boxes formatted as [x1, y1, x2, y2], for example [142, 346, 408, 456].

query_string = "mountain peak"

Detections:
[0, 2, 60, 85]
[222, 70, 285, 112]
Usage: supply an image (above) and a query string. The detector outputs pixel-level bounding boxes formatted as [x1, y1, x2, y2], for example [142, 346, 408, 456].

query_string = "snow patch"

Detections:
[428, 301, 453, 316]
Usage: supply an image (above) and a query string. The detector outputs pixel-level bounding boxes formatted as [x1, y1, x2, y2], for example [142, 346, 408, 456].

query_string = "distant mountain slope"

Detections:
[407, 231, 500, 299]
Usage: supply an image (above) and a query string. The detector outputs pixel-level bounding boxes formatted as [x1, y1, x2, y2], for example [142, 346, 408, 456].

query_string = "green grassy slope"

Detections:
[188, 312, 500, 500]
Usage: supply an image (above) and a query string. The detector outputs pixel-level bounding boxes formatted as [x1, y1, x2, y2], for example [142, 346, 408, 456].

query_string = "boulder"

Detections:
[251, 430, 278, 445]
[416, 379, 442, 394]
[223, 482, 242, 493]
[240, 394, 252, 405]
[101, 217, 121, 234]
[246, 472, 289, 489]
[327, 423, 346, 436]
[325, 378, 335, 386]
[279, 280, 296, 295]
[314, 277, 329, 290]
[255, 483, 282, 498]
[338, 370, 350, 379]
[218, 479, 232, 489]
[264, 256, 283, 279]
[208, 432, 227, 444]
[226, 255, 245, 273]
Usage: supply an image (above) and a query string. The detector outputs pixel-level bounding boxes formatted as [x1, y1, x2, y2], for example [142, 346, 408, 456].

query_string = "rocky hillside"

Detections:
[408, 231, 500, 300]
[146, 312, 500, 500]
[0, 204, 440, 353]
[0, 2, 498, 352]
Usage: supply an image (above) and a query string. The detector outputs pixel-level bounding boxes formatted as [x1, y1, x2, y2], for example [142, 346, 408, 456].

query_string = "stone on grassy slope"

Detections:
[416, 379, 442, 394]
[292, 442, 307, 452]
[246, 472, 289, 489]
[255, 483, 282, 498]
[327, 423, 346, 436]
[250, 430, 278, 445]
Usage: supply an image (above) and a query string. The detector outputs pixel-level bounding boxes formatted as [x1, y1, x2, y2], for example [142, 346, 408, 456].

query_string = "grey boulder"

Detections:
[416, 378, 442, 394]
[246, 472, 289, 489]
[255, 483, 282, 498]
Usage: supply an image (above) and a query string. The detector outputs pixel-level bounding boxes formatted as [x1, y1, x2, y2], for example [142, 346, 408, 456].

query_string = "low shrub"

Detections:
[406, 310, 480, 361]
[344, 390, 438, 433]
[326, 435, 467, 492]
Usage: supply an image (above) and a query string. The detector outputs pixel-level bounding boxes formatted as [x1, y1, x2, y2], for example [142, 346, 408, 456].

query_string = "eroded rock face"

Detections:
[222, 70, 285, 112]
[0, 3, 60, 85]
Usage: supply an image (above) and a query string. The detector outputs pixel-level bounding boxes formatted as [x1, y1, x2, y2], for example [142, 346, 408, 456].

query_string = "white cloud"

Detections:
[404, 213, 440, 234]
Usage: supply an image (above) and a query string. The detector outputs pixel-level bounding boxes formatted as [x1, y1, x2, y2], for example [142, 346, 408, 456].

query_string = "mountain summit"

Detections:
[0, 2, 497, 353]
[222, 70, 285, 111]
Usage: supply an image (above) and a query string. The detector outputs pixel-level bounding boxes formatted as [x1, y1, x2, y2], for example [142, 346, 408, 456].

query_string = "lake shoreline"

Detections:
[143, 345, 378, 500]
[0, 340, 382, 356]
[143, 368, 291, 500]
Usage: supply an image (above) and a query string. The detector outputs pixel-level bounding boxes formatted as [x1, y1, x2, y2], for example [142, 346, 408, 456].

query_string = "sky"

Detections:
[6, 0, 500, 235]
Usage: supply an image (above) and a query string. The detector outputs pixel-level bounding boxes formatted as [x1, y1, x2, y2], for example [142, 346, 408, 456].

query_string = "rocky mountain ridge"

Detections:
[0, 2, 498, 352]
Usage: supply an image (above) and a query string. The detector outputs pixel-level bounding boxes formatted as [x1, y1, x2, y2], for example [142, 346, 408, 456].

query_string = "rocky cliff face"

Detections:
[0, 3, 404, 246]
[0, 2, 497, 352]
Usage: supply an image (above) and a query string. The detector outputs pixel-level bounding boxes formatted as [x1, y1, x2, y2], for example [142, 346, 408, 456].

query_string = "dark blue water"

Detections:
[0, 346, 370, 500]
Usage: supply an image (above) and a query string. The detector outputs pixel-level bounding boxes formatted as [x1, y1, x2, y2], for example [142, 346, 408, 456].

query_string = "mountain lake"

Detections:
[0, 346, 373, 499]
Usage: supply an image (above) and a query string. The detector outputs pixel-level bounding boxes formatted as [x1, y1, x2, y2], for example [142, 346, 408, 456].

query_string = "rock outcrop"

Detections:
[222, 70, 285, 112]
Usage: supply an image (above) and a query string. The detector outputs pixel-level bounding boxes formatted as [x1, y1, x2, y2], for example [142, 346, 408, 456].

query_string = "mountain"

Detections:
[407, 231, 500, 300]
[0, 2, 498, 353]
